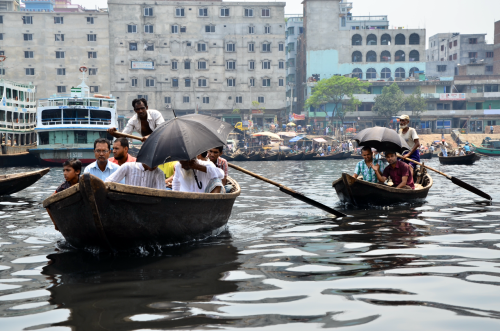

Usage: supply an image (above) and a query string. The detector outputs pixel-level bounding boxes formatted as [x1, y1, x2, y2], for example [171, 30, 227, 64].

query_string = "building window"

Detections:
[262, 9, 270, 17]
[395, 50, 405, 62]
[449, 42, 453, 49]
[25, 68, 35, 76]
[262, 43, 271, 52]
[262, 79, 271, 87]
[366, 68, 377, 79]
[235, 96, 242, 104]
[249, 78, 255, 87]
[54, 17, 64, 24]
[486, 66, 494, 73]
[145, 44, 154, 51]
[22, 16, 33, 25]
[146, 79, 155, 87]
[381, 68, 391, 79]
[380, 51, 391, 62]
[165, 96, 171, 103]
[352, 34, 362, 46]
[198, 61, 207, 69]
[448, 55, 453, 61]
[245, 9, 254, 17]
[395, 67, 406, 78]
[454, 40, 458, 46]
[88, 34, 97, 42]
[226, 61, 236, 70]
[381, 34, 391, 45]
[87, 17, 94, 24]
[258, 96, 264, 103]
[437, 65, 447, 72]
[24, 51, 34, 59]
[352, 51, 362, 62]
[279, 61, 285, 69]
[453, 53, 457, 60]
[57, 86, 66, 93]
[184, 60, 190, 69]
[88, 52, 97, 59]
[198, 79, 207, 87]
[227, 78, 236, 86]
[171, 25, 178, 33]
[183, 78, 190, 87]
[90, 86, 99, 93]
[129, 43, 137, 51]
[172, 78, 179, 87]
[205, 25, 215, 33]
[248, 61, 255, 70]
[171, 61, 178, 70]
[248, 43, 255, 52]
[199, 96, 208, 104]
[487, 52, 494, 58]
[279, 43, 285, 52]
[366, 34, 377, 45]
[127, 24, 137, 33]
[197, 43, 207, 52]
[89, 68, 98, 75]
[262, 61, 271, 69]
[220, 8, 230, 17]
[441, 45, 444, 51]
[54, 34, 64, 41]
[176, 8, 185, 17]
[409, 50, 419, 61]
[183, 96, 190, 103]
[409, 33, 420, 45]
[138, 95, 148, 101]
[264, 26, 271, 34]
[144, 7, 153, 16]
[248, 26, 254, 34]
[288, 43, 295, 52]
[24, 34, 33, 41]
[145, 25, 154, 33]
[366, 51, 377, 62]
[469, 38, 478, 44]
[352, 68, 363, 79]
[0, 34, 2, 41]
[56, 68, 66, 75]
[199, 8, 208, 17]
[0, 16, 3, 24]
[226, 43, 235, 52]
[469, 52, 478, 58]
[0, 69, 5, 75]
[395, 34, 406, 45]
[279, 78, 284, 86]
[132, 78, 138, 87]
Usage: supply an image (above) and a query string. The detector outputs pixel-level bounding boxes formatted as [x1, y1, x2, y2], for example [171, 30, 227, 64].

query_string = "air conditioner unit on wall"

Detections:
[165, 104, 172, 109]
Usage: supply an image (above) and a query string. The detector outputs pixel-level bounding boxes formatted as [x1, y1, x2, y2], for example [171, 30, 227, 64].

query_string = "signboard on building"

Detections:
[293, 114, 306, 120]
[252, 109, 264, 114]
[440, 93, 466, 101]
[131, 61, 155, 70]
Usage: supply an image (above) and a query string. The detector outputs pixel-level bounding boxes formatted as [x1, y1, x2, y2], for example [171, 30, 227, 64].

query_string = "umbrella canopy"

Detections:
[136, 114, 234, 167]
[252, 132, 281, 140]
[353, 127, 410, 154]
[289, 136, 305, 143]
[287, 122, 296, 126]
[313, 138, 327, 143]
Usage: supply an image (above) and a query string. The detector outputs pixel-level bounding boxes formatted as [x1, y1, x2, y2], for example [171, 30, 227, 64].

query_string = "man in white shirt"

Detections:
[105, 162, 166, 190]
[172, 159, 224, 194]
[84, 138, 122, 183]
[440, 140, 449, 157]
[107, 98, 164, 142]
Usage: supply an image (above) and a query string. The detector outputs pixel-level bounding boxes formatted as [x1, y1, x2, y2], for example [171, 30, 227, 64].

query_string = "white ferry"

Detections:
[0, 77, 38, 167]
[30, 67, 117, 166]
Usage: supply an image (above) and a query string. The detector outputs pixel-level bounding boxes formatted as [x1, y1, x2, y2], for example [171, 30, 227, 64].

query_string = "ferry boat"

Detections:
[30, 67, 117, 166]
[0, 76, 38, 167]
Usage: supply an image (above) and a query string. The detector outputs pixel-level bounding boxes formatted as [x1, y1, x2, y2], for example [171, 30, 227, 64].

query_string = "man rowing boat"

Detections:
[398, 114, 420, 176]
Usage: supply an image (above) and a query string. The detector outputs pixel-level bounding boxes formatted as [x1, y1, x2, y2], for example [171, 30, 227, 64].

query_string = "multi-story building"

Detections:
[0, 11, 110, 100]
[22, 0, 55, 12]
[426, 33, 495, 78]
[54, 0, 85, 13]
[0, 0, 19, 12]
[285, 14, 303, 115]
[107, 0, 287, 125]
[494, 20, 500, 75]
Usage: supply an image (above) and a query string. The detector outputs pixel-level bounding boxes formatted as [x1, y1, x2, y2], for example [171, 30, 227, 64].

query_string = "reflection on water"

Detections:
[0, 159, 500, 330]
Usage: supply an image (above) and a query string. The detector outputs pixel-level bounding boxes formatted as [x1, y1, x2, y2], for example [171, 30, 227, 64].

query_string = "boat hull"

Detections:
[472, 144, 500, 156]
[43, 174, 241, 251]
[303, 152, 317, 160]
[332, 173, 432, 206]
[0, 152, 39, 167]
[232, 154, 249, 161]
[248, 153, 263, 161]
[285, 152, 305, 161]
[420, 152, 433, 160]
[262, 153, 279, 161]
[313, 152, 350, 160]
[438, 153, 480, 165]
[29, 148, 103, 166]
[349, 154, 363, 159]
[0, 168, 50, 195]
[221, 154, 234, 161]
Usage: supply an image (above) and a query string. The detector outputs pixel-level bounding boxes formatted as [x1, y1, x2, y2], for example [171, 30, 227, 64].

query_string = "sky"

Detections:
[74, 0, 500, 45]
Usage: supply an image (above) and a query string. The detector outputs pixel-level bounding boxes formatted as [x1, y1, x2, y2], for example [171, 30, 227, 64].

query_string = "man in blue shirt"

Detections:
[84, 138, 122, 182]
[464, 142, 471, 154]
[353, 146, 386, 183]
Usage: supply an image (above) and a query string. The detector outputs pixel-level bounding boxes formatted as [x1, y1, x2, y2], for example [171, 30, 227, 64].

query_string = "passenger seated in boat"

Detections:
[208, 146, 233, 193]
[172, 157, 224, 194]
[84, 138, 122, 182]
[105, 162, 166, 190]
[372, 151, 415, 190]
[353, 146, 385, 183]
[464, 142, 471, 154]
[158, 161, 178, 190]
[54, 158, 81, 194]
[109, 138, 136, 166]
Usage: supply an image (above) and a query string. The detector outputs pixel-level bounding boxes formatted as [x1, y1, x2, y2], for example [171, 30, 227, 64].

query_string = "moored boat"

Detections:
[420, 151, 433, 160]
[284, 152, 305, 161]
[313, 151, 350, 160]
[221, 153, 234, 161]
[261, 152, 279, 161]
[248, 152, 263, 161]
[303, 151, 317, 160]
[332, 172, 433, 206]
[0, 168, 50, 195]
[349, 154, 363, 159]
[43, 174, 241, 251]
[438, 152, 480, 165]
[472, 141, 500, 156]
[232, 153, 249, 161]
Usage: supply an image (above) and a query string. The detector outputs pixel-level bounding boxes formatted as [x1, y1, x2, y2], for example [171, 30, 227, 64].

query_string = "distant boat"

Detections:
[438, 153, 480, 165]
[0, 168, 50, 196]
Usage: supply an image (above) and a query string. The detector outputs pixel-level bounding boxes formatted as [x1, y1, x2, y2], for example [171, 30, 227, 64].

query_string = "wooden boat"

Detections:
[43, 174, 241, 251]
[284, 152, 305, 161]
[472, 143, 500, 156]
[303, 151, 317, 160]
[261, 152, 279, 161]
[313, 151, 350, 160]
[221, 153, 234, 161]
[350, 154, 363, 160]
[232, 153, 250, 161]
[420, 152, 433, 160]
[438, 152, 480, 165]
[248, 152, 263, 161]
[332, 172, 433, 206]
[0, 168, 50, 196]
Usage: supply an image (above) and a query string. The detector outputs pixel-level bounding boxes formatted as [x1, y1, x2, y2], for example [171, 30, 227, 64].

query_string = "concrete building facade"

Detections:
[108, 0, 287, 126]
[22, 0, 55, 12]
[285, 14, 303, 115]
[0, 0, 19, 11]
[0, 11, 110, 99]
[494, 20, 500, 75]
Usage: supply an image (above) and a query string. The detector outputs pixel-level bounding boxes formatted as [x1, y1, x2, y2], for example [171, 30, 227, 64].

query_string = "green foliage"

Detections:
[251, 101, 265, 113]
[232, 108, 240, 114]
[406, 86, 427, 118]
[305, 76, 370, 125]
[373, 83, 406, 123]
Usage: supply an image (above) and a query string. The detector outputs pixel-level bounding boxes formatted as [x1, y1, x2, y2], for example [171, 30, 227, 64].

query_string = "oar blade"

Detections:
[450, 177, 492, 201]
[279, 187, 347, 217]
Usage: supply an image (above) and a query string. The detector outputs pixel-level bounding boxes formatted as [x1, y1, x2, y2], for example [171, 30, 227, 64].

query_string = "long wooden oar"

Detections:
[228, 163, 346, 217]
[397, 154, 492, 201]
[112, 131, 146, 141]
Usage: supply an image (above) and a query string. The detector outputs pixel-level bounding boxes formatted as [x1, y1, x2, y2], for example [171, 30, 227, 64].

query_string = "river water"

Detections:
[1, 158, 500, 330]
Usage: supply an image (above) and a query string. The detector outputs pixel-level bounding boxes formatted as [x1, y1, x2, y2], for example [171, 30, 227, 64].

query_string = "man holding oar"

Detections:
[398, 115, 420, 176]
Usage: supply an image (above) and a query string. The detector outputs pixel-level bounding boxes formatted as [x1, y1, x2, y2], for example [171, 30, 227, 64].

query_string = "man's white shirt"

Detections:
[172, 160, 224, 193]
[105, 162, 166, 190]
[122, 109, 164, 135]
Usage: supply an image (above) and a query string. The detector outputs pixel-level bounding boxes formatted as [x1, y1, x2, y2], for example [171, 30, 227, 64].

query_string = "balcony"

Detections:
[348, 15, 387, 22]
[339, 2, 353, 13]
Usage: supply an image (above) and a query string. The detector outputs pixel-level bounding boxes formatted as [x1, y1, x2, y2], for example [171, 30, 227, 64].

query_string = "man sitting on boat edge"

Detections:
[105, 162, 166, 190]
[372, 151, 415, 190]
[84, 138, 123, 183]
[172, 157, 225, 194]
[353, 146, 386, 183]
[109, 138, 136, 166]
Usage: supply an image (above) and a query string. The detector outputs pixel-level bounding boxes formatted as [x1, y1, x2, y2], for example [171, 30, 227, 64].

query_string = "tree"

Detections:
[373, 83, 406, 125]
[406, 86, 427, 118]
[305, 76, 370, 126]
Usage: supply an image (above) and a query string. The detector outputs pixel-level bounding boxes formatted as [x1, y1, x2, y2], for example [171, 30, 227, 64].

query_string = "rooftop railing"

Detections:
[348, 16, 388, 21]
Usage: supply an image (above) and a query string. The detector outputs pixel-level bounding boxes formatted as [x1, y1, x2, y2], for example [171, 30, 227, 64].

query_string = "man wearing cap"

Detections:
[464, 142, 471, 154]
[398, 115, 420, 176]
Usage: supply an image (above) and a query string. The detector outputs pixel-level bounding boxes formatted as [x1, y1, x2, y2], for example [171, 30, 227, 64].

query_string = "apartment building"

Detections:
[107, 0, 287, 125]
[285, 14, 303, 115]
[0, 11, 110, 99]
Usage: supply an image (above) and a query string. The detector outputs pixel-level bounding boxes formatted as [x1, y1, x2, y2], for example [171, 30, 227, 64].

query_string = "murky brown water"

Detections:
[1, 158, 500, 330]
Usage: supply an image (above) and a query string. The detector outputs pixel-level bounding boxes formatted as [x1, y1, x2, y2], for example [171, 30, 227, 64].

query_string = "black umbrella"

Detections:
[353, 127, 410, 154]
[136, 114, 234, 167]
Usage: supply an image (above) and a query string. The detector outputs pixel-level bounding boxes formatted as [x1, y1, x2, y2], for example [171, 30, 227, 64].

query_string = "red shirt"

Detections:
[382, 160, 415, 189]
[108, 154, 137, 165]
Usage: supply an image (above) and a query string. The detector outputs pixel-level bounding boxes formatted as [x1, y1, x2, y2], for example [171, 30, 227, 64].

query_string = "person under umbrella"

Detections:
[172, 157, 224, 194]
[398, 115, 420, 176]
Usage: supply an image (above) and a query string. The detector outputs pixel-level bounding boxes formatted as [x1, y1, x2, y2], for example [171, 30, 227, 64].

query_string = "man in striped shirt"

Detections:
[105, 162, 166, 190]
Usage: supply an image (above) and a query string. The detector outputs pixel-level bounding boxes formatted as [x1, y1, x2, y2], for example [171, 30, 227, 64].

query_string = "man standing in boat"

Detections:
[107, 98, 165, 142]
[353, 146, 386, 183]
[398, 115, 420, 176]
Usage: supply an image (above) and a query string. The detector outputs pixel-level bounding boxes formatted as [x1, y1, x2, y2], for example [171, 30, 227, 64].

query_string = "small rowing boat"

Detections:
[248, 152, 263, 161]
[313, 151, 350, 160]
[284, 152, 305, 161]
[438, 153, 480, 165]
[221, 153, 234, 161]
[349, 154, 363, 160]
[43, 174, 241, 251]
[420, 152, 433, 160]
[261, 152, 279, 161]
[303, 151, 317, 160]
[232, 153, 249, 161]
[0, 168, 50, 196]
[332, 172, 433, 206]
